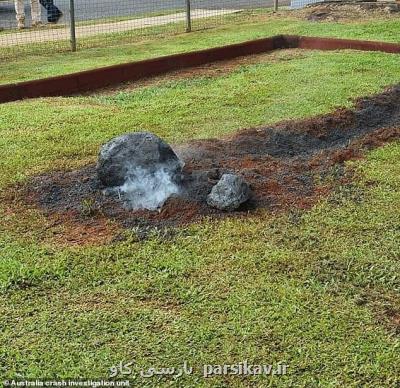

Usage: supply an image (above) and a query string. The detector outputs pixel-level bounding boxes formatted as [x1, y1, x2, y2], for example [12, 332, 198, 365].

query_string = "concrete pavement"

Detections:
[0, 0, 289, 29]
[0, 8, 242, 47]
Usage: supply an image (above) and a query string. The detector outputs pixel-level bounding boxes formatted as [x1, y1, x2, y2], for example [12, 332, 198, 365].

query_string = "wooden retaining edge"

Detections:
[0, 35, 399, 104]
[295, 35, 400, 53]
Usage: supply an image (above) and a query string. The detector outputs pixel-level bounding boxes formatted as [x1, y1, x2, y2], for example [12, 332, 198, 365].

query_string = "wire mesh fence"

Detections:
[290, 0, 319, 9]
[0, 0, 287, 58]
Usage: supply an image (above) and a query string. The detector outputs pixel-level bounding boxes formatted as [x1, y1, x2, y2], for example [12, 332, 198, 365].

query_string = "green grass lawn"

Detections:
[1, 10, 399, 84]
[0, 16, 400, 387]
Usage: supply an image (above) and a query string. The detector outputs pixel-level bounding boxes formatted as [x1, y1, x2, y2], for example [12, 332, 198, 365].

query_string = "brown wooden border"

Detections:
[1, 35, 399, 104]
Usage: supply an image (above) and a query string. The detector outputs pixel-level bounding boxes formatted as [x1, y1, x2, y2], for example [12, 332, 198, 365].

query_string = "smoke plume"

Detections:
[117, 165, 181, 211]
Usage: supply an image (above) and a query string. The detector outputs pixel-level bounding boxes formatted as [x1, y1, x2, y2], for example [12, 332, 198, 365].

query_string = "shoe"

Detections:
[47, 10, 63, 24]
[17, 21, 25, 30]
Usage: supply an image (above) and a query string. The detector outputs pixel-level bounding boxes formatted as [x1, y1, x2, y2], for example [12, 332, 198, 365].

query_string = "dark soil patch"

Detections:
[5, 85, 400, 244]
[385, 309, 400, 334]
[353, 290, 400, 335]
[293, 1, 400, 22]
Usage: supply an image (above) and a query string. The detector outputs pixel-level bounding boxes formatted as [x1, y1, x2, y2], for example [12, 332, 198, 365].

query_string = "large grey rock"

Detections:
[97, 132, 183, 187]
[207, 174, 250, 211]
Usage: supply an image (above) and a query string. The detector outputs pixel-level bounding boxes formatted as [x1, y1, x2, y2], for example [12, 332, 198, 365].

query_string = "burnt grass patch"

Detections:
[4, 85, 400, 244]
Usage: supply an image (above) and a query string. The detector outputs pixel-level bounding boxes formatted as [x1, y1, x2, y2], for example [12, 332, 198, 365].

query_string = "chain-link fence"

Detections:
[0, 0, 291, 58]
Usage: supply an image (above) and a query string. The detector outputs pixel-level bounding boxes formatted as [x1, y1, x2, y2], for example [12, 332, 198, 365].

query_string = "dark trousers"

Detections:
[39, 0, 61, 22]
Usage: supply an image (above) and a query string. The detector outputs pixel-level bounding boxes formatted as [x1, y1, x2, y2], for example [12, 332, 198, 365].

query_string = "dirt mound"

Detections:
[295, 1, 400, 22]
[5, 85, 400, 243]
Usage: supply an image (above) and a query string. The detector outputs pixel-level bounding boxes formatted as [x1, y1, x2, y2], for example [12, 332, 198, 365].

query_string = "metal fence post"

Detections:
[69, 0, 77, 51]
[185, 0, 192, 32]
[274, 0, 279, 12]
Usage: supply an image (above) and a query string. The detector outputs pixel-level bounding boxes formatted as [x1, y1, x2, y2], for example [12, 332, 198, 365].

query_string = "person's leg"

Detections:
[48, 1, 62, 24]
[15, 0, 25, 29]
[39, 0, 62, 23]
[30, 0, 42, 25]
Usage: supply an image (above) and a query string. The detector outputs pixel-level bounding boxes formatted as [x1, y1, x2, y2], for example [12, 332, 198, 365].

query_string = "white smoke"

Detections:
[117, 166, 180, 211]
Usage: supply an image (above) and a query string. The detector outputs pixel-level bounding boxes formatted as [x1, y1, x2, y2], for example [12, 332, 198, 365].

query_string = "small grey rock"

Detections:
[207, 173, 250, 211]
[97, 131, 183, 187]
